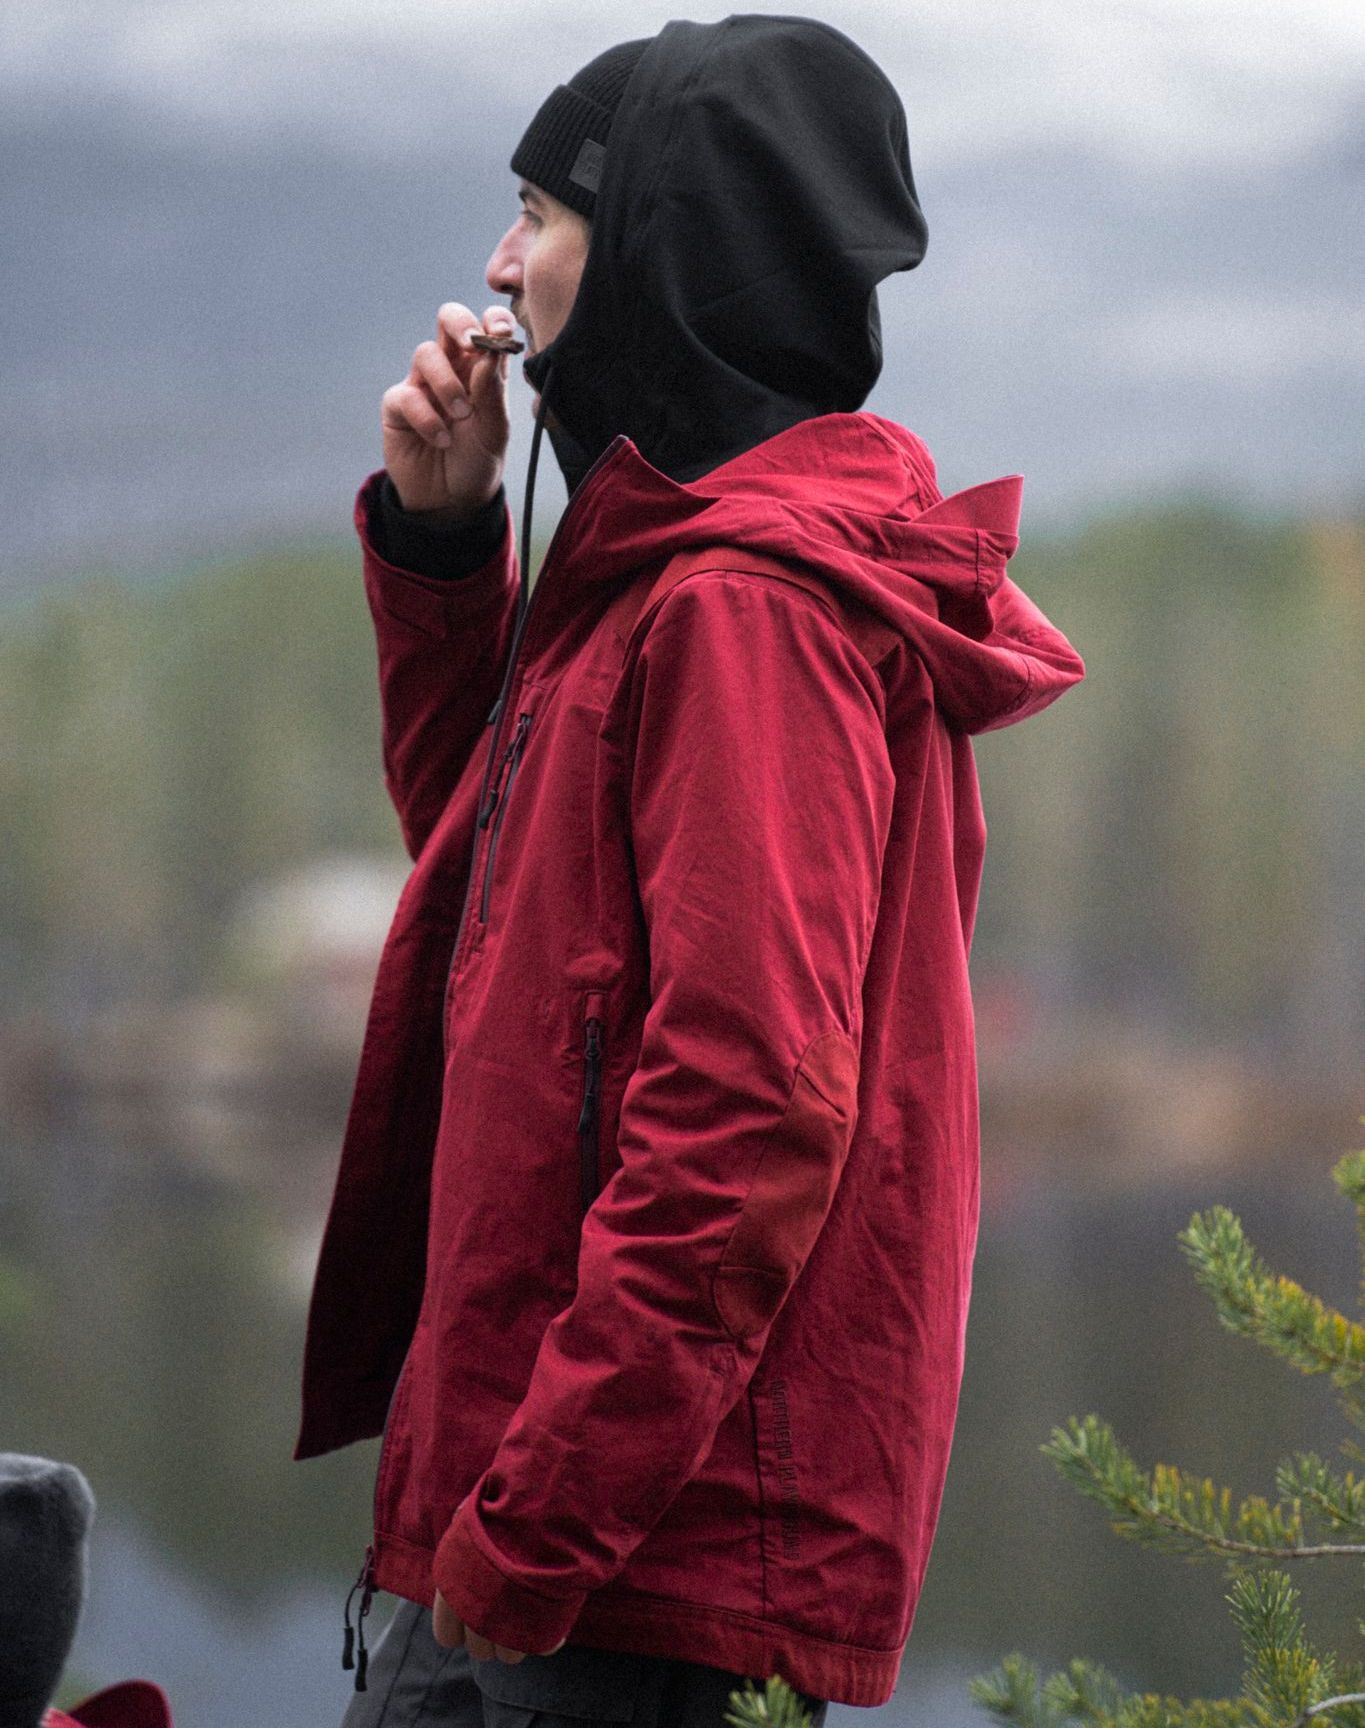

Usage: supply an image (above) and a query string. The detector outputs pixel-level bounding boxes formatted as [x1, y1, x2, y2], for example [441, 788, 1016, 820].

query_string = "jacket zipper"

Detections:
[478, 711, 533, 923]
[343, 1337, 411, 1689]
[358, 450, 632, 1668]
[443, 436, 631, 1018]
[577, 994, 606, 1214]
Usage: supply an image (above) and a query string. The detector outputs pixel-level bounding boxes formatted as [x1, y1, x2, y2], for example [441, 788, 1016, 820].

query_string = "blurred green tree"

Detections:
[2, 506, 1360, 1070]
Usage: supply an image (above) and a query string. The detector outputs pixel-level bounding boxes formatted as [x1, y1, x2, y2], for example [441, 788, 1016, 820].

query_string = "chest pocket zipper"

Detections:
[478, 711, 533, 924]
[577, 994, 606, 1215]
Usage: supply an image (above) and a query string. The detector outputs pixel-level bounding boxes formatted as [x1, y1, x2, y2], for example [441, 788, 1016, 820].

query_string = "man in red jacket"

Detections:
[300, 18, 1084, 1727]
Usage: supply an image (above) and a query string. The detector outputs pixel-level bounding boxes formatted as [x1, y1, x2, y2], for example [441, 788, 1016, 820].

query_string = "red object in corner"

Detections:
[44, 1681, 173, 1728]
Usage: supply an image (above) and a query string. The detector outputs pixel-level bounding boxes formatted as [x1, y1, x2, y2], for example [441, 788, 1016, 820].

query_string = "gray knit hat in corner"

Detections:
[0, 1455, 96, 1728]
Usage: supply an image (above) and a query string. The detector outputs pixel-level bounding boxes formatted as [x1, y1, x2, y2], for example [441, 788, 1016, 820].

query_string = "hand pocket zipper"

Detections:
[577, 993, 606, 1215]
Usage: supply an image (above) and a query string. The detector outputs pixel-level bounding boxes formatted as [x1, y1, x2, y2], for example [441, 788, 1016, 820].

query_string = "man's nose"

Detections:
[485, 225, 523, 296]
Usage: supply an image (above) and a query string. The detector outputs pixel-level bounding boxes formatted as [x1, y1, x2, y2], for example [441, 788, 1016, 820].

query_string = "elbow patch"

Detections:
[713, 1029, 860, 1342]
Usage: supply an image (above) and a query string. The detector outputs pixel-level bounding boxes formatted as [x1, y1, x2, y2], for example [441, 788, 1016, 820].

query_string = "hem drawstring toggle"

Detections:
[342, 1545, 376, 1692]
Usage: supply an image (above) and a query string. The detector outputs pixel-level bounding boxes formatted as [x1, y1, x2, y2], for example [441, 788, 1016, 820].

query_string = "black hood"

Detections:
[523, 14, 928, 496]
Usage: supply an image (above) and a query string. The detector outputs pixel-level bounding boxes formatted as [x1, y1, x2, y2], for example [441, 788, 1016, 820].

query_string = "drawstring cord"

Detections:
[488, 360, 556, 734]
[517, 361, 555, 624]
[342, 1546, 375, 1691]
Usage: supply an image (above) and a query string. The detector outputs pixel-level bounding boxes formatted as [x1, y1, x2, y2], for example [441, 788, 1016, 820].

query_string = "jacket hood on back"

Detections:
[524, 14, 928, 493]
[531, 412, 1084, 736]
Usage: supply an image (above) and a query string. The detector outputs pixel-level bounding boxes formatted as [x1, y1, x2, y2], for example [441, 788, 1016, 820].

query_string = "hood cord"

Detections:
[485, 360, 557, 736]
[517, 362, 556, 621]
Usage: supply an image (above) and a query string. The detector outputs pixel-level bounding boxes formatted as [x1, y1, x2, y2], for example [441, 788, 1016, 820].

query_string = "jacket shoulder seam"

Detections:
[635, 562, 859, 664]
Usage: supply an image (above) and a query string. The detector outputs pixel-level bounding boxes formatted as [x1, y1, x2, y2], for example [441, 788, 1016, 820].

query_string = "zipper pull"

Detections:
[356, 1548, 375, 1691]
[578, 1016, 604, 1215]
[478, 728, 523, 828]
[342, 1546, 376, 1691]
[484, 714, 533, 828]
[480, 718, 528, 825]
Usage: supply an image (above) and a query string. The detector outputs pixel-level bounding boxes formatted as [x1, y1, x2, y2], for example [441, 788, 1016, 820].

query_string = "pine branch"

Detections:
[971, 1653, 1260, 1728]
[971, 1654, 1072, 1728]
[1178, 1209, 1365, 1427]
[1292, 1694, 1365, 1728]
[1111, 1696, 1257, 1728]
[1042, 1659, 1138, 1724]
[1275, 1454, 1365, 1540]
[1044, 1417, 1361, 1561]
[974, 1157, 1365, 1728]
[724, 1675, 815, 1728]
[1227, 1571, 1336, 1723]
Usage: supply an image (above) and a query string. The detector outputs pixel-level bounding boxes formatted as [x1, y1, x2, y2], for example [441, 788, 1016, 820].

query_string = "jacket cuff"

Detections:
[433, 1503, 587, 1653]
[374, 475, 509, 580]
[355, 472, 516, 640]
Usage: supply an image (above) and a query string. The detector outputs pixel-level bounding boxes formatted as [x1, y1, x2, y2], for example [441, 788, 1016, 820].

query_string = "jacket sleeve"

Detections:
[355, 470, 519, 859]
[433, 569, 896, 1650]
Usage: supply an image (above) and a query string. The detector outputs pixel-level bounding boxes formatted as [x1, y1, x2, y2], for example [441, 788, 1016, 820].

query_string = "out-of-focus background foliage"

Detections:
[1, 2, 1361, 1725]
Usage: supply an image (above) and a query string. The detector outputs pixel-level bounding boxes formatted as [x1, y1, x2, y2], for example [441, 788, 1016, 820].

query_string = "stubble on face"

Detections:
[489, 182, 590, 425]
[521, 184, 590, 347]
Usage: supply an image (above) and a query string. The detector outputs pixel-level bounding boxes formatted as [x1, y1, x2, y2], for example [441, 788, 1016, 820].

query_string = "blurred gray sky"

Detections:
[3, 0, 1363, 589]
[8, 0, 1364, 169]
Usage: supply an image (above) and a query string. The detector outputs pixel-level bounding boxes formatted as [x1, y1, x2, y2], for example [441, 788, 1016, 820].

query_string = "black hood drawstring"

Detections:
[517, 362, 555, 622]
[483, 359, 556, 739]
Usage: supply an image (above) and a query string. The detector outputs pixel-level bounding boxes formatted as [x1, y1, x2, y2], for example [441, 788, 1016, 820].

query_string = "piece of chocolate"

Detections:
[469, 331, 525, 355]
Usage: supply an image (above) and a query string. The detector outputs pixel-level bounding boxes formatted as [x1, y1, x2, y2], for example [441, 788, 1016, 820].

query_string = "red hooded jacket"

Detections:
[297, 410, 1083, 1707]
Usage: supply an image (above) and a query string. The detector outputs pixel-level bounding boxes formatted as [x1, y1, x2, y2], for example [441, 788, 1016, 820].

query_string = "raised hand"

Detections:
[381, 302, 518, 518]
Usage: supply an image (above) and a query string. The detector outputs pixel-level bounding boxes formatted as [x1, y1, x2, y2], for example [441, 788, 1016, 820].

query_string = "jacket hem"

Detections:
[370, 1532, 906, 1709]
[293, 1406, 386, 1462]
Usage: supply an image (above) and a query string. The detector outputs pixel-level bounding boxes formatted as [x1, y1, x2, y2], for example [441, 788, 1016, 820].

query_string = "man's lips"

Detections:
[510, 311, 535, 362]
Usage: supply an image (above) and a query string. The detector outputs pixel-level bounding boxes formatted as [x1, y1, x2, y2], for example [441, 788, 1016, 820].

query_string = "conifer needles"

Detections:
[973, 1145, 1365, 1728]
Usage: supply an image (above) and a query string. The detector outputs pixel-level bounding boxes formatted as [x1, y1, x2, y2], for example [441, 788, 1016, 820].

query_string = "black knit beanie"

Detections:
[0, 1455, 96, 1728]
[510, 38, 653, 219]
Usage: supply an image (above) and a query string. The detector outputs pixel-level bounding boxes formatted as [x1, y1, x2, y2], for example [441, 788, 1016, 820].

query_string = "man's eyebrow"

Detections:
[518, 182, 544, 210]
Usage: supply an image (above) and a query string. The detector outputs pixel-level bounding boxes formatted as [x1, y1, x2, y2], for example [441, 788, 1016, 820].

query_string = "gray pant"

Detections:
[341, 1598, 830, 1728]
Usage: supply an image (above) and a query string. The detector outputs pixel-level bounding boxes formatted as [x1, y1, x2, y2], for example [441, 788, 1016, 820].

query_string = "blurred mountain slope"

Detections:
[3, 91, 1363, 593]
[2, 503, 1359, 1076]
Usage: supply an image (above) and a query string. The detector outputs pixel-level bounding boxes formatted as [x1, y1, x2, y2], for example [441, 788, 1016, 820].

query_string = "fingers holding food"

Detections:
[411, 340, 474, 421]
[469, 330, 524, 355]
[381, 302, 514, 513]
[381, 378, 452, 449]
